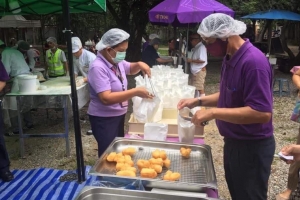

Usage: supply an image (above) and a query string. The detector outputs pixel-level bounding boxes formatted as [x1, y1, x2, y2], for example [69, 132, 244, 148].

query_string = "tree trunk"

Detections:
[258, 20, 271, 42]
[280, 21, 295, 60]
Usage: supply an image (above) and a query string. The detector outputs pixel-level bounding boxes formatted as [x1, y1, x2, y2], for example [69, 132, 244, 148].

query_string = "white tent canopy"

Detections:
[0, 15, 41, 28]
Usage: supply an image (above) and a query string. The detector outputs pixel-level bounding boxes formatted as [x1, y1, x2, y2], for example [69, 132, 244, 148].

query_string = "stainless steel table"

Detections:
[3, 77, 90, 158]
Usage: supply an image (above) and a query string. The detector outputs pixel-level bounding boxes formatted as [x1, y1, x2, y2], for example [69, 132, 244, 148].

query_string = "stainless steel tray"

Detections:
[75, 186, 221, 200]
[90, 138, 217, 192]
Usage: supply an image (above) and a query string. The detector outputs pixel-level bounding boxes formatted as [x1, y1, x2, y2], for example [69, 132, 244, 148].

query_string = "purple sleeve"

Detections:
[88, 62, 111, 94]
[243, 68, 272, 112]
[0, 61, 9, 81]
[122, 60, 131, 75]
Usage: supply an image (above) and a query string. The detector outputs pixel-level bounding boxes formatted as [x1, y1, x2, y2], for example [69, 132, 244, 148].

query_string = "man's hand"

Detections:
[191, 109, 214, 126]
[177, 98, 199, 110]
[76, 77, 84, 87]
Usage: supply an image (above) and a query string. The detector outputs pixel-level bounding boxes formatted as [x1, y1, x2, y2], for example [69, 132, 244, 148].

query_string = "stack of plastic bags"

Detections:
[132, 65, 195, 123]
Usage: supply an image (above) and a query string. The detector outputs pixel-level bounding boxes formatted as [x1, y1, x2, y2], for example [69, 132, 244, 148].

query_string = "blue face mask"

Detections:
[110, 48, 126, 63]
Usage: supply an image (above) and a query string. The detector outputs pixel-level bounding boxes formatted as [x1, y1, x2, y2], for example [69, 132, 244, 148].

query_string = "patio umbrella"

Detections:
[0, 0, 106, 183]
[241, 9, 300, 54]
[149, 0, 234, 26]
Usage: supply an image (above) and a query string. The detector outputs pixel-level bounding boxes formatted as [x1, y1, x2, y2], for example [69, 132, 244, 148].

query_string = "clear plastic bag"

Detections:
[144, 123, 168, 141]
[92, 178, 145, 191]
[178, 107, 195, 143]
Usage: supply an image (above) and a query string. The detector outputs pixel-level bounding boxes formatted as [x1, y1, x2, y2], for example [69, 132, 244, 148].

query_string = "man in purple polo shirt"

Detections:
[178, 13, 275, 200]
[0, 60, 14, 182]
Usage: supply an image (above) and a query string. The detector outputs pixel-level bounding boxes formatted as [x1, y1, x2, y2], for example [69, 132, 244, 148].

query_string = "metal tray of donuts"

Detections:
[90, 138, 217, 192]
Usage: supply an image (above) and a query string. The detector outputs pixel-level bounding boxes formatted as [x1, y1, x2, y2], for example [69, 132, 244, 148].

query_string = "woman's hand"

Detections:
[134, 87, 153, 99]
[281, 144, 300, 164]
[139, 62, 151, 78]
[177, 98, 199, 110]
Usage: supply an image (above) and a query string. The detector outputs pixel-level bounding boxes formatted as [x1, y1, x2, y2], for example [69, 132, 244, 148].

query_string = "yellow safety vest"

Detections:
[46, 49, 65, 76]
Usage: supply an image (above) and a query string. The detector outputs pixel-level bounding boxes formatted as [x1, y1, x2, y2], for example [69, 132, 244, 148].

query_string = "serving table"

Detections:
[2, 77, 89, 157]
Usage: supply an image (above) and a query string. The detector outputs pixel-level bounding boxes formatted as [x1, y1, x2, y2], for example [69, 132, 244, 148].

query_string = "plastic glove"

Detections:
[76, 78, 84, 87]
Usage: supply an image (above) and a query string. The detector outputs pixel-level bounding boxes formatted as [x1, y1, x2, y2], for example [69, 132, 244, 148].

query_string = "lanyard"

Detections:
[111, 64, 125, 91]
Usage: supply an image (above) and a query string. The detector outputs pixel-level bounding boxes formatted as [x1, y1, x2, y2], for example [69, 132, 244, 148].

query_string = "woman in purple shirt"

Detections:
[88, 28, 152, 157]
[178, 14, 275, 200]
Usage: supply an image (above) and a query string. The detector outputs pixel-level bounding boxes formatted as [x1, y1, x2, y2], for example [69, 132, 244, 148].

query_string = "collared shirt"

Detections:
[216, 39, 273, 140]
[87, 53, 131, 117]
[141, 45, 159, 67]
[73, 49, 96, 77]
[1, 47, 31, 77]
[190, 42, 207, 74]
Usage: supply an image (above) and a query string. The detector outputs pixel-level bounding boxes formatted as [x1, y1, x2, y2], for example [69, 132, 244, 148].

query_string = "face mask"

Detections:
[204, 38, 227, 57]
[110, 48, 126, 63]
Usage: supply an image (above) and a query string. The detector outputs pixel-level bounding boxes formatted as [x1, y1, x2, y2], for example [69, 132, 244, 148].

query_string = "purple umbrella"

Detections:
[149, 0, 234, 26]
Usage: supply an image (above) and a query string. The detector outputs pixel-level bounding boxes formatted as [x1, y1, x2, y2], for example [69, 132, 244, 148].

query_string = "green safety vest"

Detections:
[46, 49, 65, 76]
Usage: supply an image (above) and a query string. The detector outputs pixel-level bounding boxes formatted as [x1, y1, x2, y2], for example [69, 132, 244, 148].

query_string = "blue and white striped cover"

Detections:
[0, 166, 97, 200]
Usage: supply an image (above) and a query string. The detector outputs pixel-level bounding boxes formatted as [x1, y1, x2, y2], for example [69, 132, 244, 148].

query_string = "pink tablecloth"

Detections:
[124, 134, 204, 145]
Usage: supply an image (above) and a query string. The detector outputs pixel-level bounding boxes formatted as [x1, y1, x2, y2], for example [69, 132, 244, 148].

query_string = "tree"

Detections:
[106, 0, 163, 61]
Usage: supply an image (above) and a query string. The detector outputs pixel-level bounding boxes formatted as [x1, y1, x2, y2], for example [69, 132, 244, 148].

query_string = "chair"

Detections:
[273, 78, 290, 97]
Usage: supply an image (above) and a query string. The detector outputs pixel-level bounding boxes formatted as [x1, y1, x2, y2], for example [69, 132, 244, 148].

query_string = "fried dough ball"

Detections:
[106, 152, 117, 162]
[113, 153, 124, 162]
[120, 166, 137, 173]
[125, 160, 134, 167]
[116, 170, 136, 177]
[180, 147, 191, 158]
[163, 170, 181, 181]
[163, 158, 171, 168]
[149, 158, 163, 166]
[122, 147, 136, 156]
[152, 149, 167, 160]
[115, 156, 125, 163]
[137, 160, 150, 170]
[150, 164, 162, 173]
[140, 168, 157, 179]
[124, 155, 132, 161]
[116, 163, 131, 171]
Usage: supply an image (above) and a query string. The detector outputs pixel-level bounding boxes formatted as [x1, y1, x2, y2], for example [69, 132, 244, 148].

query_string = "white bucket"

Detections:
[17, 75, 38, 93]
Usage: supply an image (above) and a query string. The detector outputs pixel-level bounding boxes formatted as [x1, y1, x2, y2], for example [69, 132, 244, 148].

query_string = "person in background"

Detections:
[71, 37, 96, 86]
[71, 37, 96, 135]
[45, 37, 68, 78]
[0, 60, 14, 182]
[142, 38, 173, 68]
[88, 28, 153, 157]
[178, 13, 274, 200]
[0, 40, 34, 136]
[186, 33, 207, 97]
[9, 38, 16, 47]
[15, 40, 40, 71]
[168, 38, 176, 56]
[277, 68, 300, 200]
[142, 33, 159, 52]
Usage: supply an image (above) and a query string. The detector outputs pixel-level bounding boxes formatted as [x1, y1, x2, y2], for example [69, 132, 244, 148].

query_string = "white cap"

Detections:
[198, 13, 246, 38]
[96, 28, 130, 51]
[149, 34, 159, 40]
[0, 40, 4, 46]
[71, 37, 82, 53]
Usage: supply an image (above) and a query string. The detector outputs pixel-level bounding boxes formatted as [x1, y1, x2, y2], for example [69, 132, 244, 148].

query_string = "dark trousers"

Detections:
[89, 114, 125, 157]
[224, 136, 275, 200]
[0, 102, 10, 172]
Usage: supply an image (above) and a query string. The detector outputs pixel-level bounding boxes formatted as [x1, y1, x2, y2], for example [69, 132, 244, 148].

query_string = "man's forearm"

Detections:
[0, 81, 6, 92]
[293, 74, 300, 89]
[211, 106, 271, 124]
[200, 92, 220, 107]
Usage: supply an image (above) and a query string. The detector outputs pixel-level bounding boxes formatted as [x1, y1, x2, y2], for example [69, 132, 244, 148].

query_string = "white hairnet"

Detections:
[47, 37, 57, 44]
[197, 13, 246, 38]
[96, 28, 130, 51]
[149, 33, 159, 40]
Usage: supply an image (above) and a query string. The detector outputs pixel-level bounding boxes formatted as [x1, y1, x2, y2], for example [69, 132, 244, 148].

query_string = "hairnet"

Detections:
[197, 13, 246, 38]
[17, 41, 30, 51]
[149, 33, 159, 40]
[96, 28, 130, 51]
[47, 37, 57, 44]
[150, 38, 161, 45]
